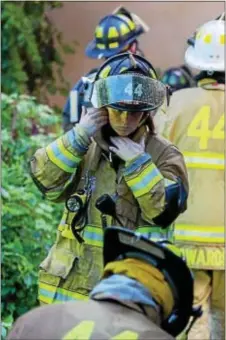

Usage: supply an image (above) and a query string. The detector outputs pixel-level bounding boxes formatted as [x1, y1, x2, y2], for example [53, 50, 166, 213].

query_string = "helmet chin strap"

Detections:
[138, 114, 148, 128]
[138, 111, 156, 128]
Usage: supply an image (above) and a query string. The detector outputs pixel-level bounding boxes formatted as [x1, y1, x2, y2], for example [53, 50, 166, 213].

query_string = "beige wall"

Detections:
[47, 1, 224, 108]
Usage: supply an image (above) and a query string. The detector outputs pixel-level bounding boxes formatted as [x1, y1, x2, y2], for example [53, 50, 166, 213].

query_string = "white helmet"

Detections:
[185, 15, 225, 72]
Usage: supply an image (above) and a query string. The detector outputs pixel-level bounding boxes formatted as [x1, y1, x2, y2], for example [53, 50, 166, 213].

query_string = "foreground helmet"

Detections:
[161, 65, 195, 92]
[185, 14, 225, 72]
[85, 8, 148, 59]
[87, 52, 169, 112]
[103, 227, 202, 337]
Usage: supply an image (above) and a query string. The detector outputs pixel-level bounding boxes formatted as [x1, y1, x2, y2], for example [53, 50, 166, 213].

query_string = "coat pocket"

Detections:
[38, 233, 81, 304]
[39, 243, 78, 279]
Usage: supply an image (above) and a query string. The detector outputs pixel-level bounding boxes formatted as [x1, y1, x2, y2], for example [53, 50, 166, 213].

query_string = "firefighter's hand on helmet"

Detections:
[78, 106, 108, 138]
[109, 136, 145, 162]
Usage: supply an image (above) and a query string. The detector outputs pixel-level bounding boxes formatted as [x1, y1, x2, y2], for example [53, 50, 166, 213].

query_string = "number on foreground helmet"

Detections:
[87, 52, 170, 112]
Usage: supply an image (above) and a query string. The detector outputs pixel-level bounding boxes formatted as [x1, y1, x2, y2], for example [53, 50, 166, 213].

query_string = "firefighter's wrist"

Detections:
[63, 126, 90, 156]
[73, 124, 92, 150]
[124, 153, 152, 175]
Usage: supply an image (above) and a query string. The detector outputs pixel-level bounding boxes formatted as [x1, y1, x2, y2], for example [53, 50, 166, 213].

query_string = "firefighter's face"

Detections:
[107, 107, 144, 136]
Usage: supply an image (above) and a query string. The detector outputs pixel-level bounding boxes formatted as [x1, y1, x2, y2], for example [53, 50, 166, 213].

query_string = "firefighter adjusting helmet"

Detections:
[88, 52, 170, 112]
[185, 13, 225, 72]
[103, 226, 202, 337]
[85, 8, 148, 59]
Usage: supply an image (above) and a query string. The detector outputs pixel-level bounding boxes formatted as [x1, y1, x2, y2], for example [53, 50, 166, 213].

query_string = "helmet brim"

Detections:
[91, 74, 166, 111]
[85, 28, 143, 59]
[185, 46, 224, 72]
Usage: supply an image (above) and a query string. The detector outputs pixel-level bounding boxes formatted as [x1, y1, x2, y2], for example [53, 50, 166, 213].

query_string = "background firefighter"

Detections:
[63, 6, 149, 132]
[7, 227, 202, 340]
[156, 14, 225, 340]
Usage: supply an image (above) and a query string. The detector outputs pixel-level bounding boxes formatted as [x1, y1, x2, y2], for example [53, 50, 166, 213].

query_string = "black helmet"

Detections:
[161, 65, 195, 92]
[103, 227, 202, 337]
[87, 52, 169, 112]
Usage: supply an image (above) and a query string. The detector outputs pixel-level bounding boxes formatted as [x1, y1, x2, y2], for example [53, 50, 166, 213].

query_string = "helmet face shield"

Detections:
[91, 74, 167, 112]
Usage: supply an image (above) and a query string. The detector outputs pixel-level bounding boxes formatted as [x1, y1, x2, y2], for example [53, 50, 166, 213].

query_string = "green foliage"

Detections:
[1, 1, 77, 100]
[1, 93, 64, 337]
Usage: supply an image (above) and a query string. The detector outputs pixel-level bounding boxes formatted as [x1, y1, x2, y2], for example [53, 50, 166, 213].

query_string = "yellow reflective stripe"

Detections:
[174, 224, 224, 244]
[95, 26, 103, 38]
[203, 34, 212, 44]
[83, 225, 103, 247]
[109, 42, 119, 49]
[131, 172, 162, 197]
[119, 66, 128, 73]
[112, 331, 138, 340]
[177, 245, 224, 270]
[63, 321, 95, 340]
[39, 294, 53, 304]
[183, 151, 225, 170]
[46, 145, 75, 173]
[39, 282, 57, 293]
[183, 151, 224, 159]
[39, 282, 88, 304]
[118, 14, 135, 30]
[63, 322, 139, 340]
[127, 163, 163, 198]
[149, 69, 157, 80]
[99, 65, 112, 79]
[38, 282, 57, 304]
[137, 225, 174, 242]
[137, 226, 170, 235]
[96, 43, 105, 49]
[57, 287, 88, 300]
[58, 224, 173, 245]
[58, 224, 104, 246]
[46, 190, 63, 200]
[108, 26, 119, 38]
[57, 139, 81, 163]
[120, 23, 130, 35]
[220, 34, 225, 45]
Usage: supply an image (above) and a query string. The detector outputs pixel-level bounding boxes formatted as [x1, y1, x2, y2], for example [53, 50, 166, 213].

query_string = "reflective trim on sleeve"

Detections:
[124, 153, 151, 176]
[46, 138, 81, 173]
[56, 139, 81, 163]
[126, 162, 163, 198]
[183, 152, 225, 170]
